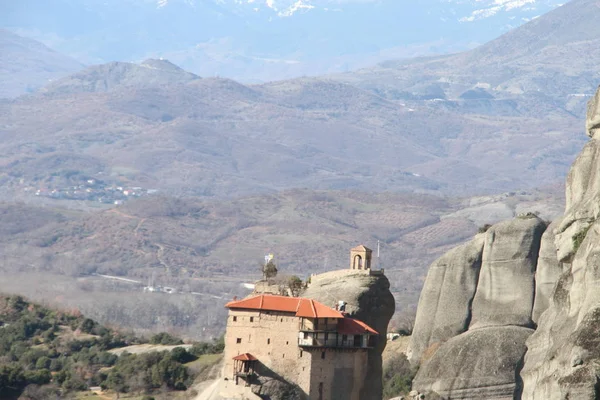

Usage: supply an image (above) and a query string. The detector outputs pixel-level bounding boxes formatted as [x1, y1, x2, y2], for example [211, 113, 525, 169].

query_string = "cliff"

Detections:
[303, 270, 395, 400]
[409, 216, 545, 398]
[519, 88, 600, 399]
[406, 85, 600, 399]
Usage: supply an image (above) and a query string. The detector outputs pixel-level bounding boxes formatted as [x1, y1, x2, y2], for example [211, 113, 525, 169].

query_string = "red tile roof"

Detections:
[296, 298, 345, 318]
[226, 294, 378, 335]
[233, 353, 258, 361]
[225, 294, 344, 318]
[337, 317, 378, 335]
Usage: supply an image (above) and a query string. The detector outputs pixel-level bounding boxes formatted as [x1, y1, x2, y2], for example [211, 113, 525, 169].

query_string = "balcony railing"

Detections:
[297, 333, 372, 349]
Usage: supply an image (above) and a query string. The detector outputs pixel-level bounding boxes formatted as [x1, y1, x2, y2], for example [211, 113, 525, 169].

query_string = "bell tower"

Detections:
[350, 245, 372, 271]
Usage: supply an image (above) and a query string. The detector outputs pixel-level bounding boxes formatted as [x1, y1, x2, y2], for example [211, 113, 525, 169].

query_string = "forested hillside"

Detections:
[0, 294, 222, 400]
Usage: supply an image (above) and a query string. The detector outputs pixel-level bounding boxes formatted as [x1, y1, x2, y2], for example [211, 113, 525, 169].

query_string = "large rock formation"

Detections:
[410, 216, 546, 398]
[469, 216, 546, 329]
[303, 270, 395, 400]
[519, 87, 600, 399]
[414, 326, 534, 399]
[406, 235, 484, 364]
[408, 86, 600, 399]
[531, 220, 563, 323]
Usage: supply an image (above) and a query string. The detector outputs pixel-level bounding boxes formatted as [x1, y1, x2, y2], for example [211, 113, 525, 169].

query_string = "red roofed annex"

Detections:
[222, 245, 382, 400]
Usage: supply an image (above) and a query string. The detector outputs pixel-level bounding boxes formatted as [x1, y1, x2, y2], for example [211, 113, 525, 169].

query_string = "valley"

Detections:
[0, 188, 563, 339]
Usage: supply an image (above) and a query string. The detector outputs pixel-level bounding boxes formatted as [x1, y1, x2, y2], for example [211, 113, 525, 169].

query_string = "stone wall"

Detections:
[223, 309, 312, 393]
[307, 348, 368, 400]
[223, 309, 370, 400]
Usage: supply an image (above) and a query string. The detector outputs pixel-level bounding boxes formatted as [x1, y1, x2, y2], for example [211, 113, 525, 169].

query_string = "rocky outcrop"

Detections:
[531, 220, 563, 323]
[409, 85, 600, 399]
[519, 87, 600, 399]
[407, 235, 484, 364]
[303, 270, 395, 400]
[519, 222, 600, 399]
[469, 216, 546, 329]
[410, 216, 545, 398]
[415, 326, 534, 399]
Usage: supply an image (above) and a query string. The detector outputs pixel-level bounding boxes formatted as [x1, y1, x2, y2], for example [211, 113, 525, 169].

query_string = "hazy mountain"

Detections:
[0, 0, 594, 199]
[2, 0, 561, 82]
[0, 29, 83, 98]
[336, 0, 600, 116]
[41, 59, 200, 94]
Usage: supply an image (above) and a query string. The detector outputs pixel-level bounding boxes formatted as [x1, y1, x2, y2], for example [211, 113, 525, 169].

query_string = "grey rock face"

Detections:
[303, 271, 395, 400]
[413, 326, 534, 399]
[407, 235, 484, 364]
[520, 86, 600, 399]
[585, 85, 600, 139]
[408, 87, 600, 400]
[405, 215, 547, 398]
[469, 216, 546, 329]
[532, 220, 564, 323]
[520, 222, 600, 399]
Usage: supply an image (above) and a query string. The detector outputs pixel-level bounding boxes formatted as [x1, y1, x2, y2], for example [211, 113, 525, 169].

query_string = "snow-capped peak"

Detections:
[459, 0, 539, 22]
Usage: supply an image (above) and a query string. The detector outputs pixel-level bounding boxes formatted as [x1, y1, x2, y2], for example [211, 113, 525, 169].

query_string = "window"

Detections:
[281, 318, 283, 322]
[342, 334, 347, 341]
[321, 351, 325, 360]
[283, 353, 285, 358]
[267, 338, 271, 345]
[236, 338, 242, 344]
[303, 332, 309, 339]
[233, 316, 237, 322]
[300, 350, 303, 358]
[250, 317, 254, 322]
[286, 341, 289, 345]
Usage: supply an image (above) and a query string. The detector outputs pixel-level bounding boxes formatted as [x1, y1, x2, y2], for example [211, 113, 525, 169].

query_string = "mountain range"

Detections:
[2, 0, 561, 82]
[2, 0, 597, 199]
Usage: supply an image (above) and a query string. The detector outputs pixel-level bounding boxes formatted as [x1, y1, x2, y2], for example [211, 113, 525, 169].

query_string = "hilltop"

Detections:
[0, 29, 82, 98]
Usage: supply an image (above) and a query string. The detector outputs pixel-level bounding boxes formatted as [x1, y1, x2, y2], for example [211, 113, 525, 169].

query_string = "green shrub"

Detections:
[171, 347, 196, 364]
[382, 354, 417, 399]
[573, 224, 593, 254]
[35, 356, 51, 370]
[150, 332, 183, 345]
[23, 369, 51, 385]
[478, 224, 492, 233]
[190, 336, 224, 356]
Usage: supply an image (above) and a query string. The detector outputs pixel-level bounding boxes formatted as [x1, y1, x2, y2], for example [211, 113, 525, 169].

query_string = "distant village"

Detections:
[19, 176, 157, 205]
